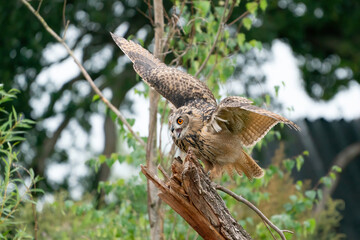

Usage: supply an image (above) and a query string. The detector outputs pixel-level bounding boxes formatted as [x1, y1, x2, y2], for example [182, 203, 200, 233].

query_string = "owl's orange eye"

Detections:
[177, 118, 184, 125]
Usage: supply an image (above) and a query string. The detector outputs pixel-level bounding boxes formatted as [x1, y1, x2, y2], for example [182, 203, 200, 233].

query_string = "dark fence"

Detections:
[254, 118, 360, 239]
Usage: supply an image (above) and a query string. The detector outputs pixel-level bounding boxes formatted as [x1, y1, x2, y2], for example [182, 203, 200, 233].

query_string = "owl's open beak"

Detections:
[170, 126, 182, 138]
[175, 128, 182, 138]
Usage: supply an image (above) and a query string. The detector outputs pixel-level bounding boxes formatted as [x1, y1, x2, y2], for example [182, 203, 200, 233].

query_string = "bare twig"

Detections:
[169, 22, 195, 67]
[214, 183, 293, 240]
[62, 0, 67, 29]
[195, 0, 229, 78]
[261, 218, 277, 240]
[228, 10, 250, 26]
[144, 0, 153, 25]
[36, 0, 43, 13]
[225, 0, 236, 22]
[21, 0, 146, 148]
[62, 0, 70, 40]
[136, 7, 155, 26]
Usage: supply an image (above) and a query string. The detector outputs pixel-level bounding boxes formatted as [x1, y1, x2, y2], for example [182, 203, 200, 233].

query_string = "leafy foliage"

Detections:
[2, 0, 350, 239]
[0, 86, 42, 239]
[245, 0, 360, 100]
[1, 0, 158, 191]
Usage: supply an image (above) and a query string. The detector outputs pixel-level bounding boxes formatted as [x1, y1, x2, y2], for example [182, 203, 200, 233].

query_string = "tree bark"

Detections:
[141, 152, 252, 240]
[146, 1, 164, 239]
[96, 114, 117, 206]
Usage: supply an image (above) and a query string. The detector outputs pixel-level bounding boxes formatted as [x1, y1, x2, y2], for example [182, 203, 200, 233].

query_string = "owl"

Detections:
[111, 33, 299, 179]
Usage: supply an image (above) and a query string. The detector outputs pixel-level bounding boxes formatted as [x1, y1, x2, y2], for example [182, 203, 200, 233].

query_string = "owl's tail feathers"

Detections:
[233, 149, 264, 180]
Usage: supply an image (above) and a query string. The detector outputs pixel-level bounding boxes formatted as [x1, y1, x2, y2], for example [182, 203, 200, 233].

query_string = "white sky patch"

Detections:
[89, 113, 105, 153]
[123, 82, 173, 152]
[262, 40, 360, 120]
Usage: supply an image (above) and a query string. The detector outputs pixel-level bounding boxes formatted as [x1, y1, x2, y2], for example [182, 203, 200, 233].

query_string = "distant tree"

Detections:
[1, 0, 161, 192]
[234, 0, 360, 100]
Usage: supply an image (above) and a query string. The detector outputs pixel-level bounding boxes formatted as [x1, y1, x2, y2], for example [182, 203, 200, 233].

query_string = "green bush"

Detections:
[0, 85, 41, 239]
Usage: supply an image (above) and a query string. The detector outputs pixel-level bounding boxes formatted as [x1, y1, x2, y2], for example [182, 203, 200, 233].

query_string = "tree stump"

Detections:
[141, 152, 252, 240]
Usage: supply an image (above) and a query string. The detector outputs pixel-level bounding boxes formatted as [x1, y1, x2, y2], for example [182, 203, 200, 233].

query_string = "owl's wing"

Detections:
[111, 33, 217, 108]
[209, 96, 300, 147]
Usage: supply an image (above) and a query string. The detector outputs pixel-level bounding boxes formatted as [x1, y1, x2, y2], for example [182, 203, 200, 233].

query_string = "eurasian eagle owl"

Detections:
[111, 33, 299, 179]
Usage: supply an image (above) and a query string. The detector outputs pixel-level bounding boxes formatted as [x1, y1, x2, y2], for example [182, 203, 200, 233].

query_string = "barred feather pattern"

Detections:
[112, 34, 299, 180]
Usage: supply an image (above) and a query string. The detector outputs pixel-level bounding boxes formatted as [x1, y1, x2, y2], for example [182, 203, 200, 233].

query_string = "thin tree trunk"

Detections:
[146, 1, 164, 239]
[96, 114, 117, 206]
[33, 116, 71, 178]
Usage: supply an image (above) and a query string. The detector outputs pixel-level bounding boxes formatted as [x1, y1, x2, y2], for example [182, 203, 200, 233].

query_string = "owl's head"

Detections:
[169, 112, 190, 140]
[169, 107, 203, 140]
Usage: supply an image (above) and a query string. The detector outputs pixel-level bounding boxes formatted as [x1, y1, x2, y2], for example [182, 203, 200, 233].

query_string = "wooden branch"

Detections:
[21, 0, 146, 148]
[215, 184, 293, 240]
[141, 153, 252, 240]
[228, 11, 250, 26]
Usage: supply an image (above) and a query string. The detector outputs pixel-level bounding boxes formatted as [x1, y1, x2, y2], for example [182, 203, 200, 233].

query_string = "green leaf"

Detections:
[246, 2, 258, 14]
[127, 118, 135, 127]
[331, 165, 342, 173]
[317, 189, 323, 200]
[12, 106, 17, 122]
[329, 172, 336, 180]
[289, 194, 297, 202]
[99, 155, 106, 164]
[194, 1, 211, 15]
[106, 156, 116, 168]
[92, 94, 100, 102]
[249, 39, 262, 49]
[274, 85, 280, 97]
[305, 190, 316, 201]
[321, 176, 332, 187]
[296, 155, 304, 171]
[237, 33, 246, 46]
[265, 94, 271, 105]
[243, 17, 252, 30]
[109, 110, 117, 122]
[215, 7, 225, 18]
[283, 159, 295, 172]
[296, 180, 303, 191]
[304, 218, 316, 233]
[260, 0, 268, 11]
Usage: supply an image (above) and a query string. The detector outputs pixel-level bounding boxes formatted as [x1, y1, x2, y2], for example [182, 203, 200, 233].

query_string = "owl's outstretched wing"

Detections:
[111, 33, 217, 108]
[209, 96, 300, 147]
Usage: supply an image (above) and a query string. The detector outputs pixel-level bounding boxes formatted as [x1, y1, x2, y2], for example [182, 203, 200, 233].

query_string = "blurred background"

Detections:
[1, 0, 359, 239]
